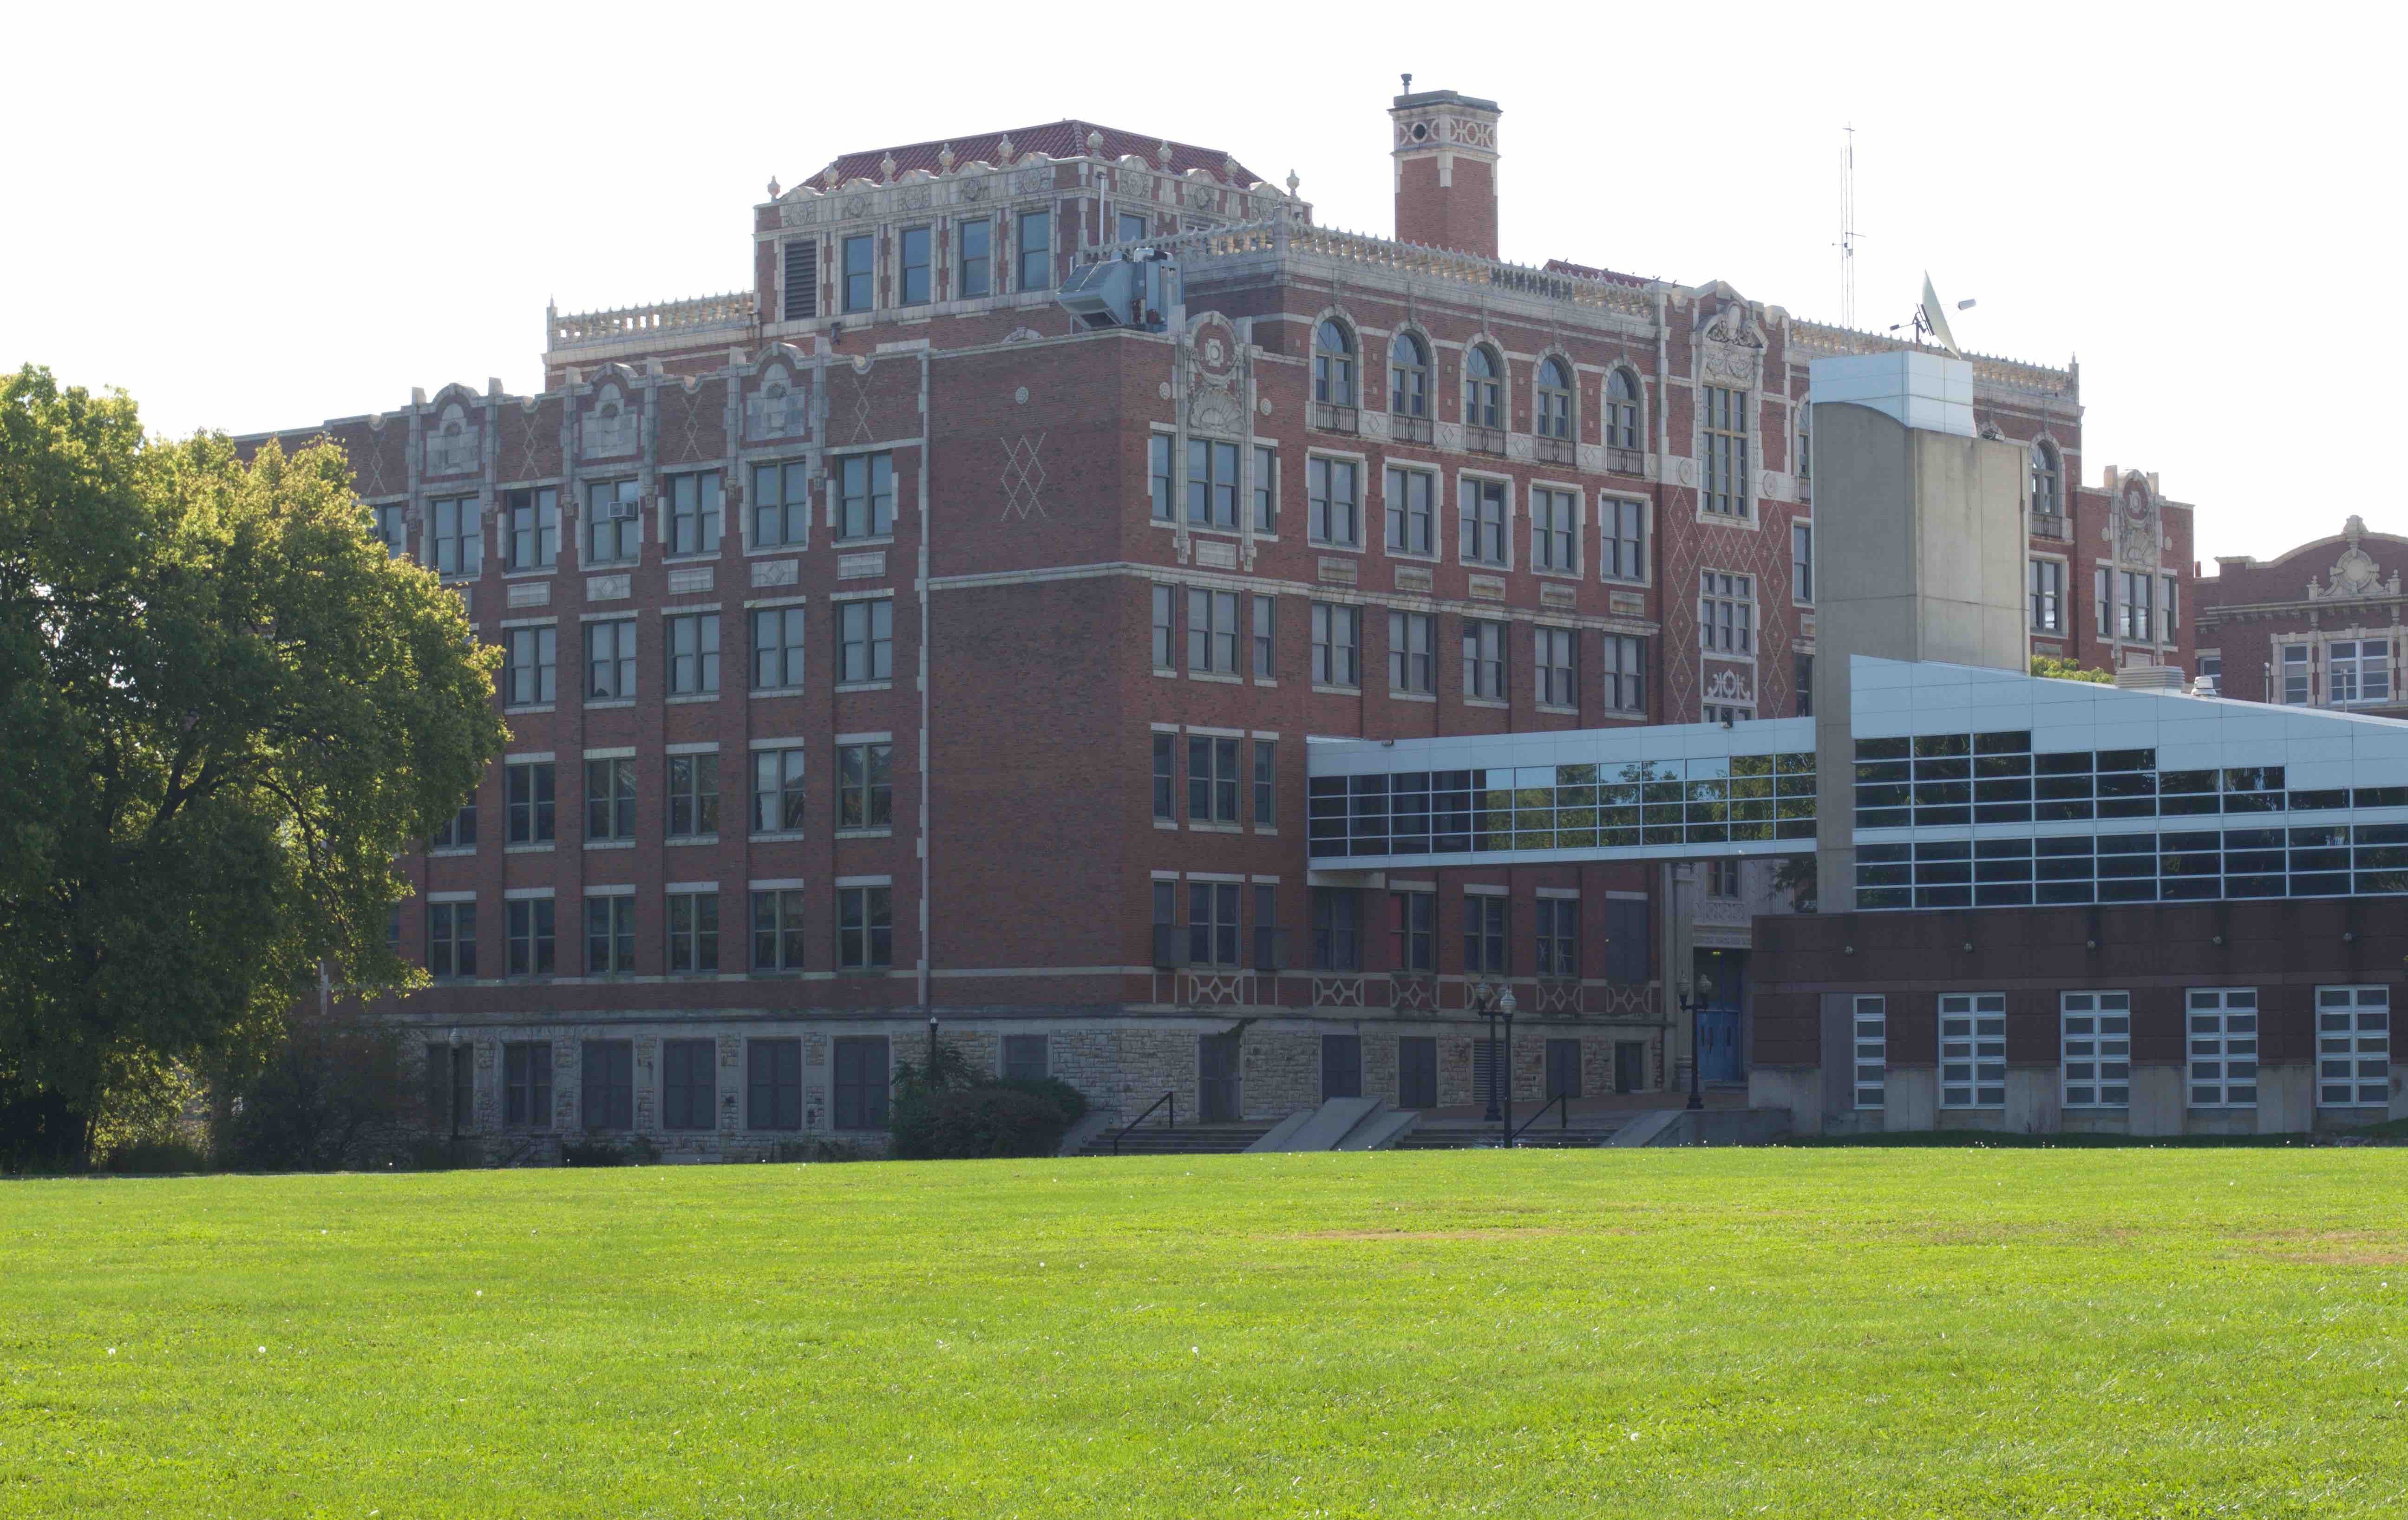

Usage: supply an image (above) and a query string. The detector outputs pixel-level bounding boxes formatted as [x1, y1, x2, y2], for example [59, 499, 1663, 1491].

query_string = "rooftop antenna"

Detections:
[1836, 124, 1860, 328]
[1889, 272, 1972, 358]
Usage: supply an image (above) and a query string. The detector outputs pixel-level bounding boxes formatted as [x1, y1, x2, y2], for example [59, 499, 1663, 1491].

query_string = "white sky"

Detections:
[5, 2, 2392, 564]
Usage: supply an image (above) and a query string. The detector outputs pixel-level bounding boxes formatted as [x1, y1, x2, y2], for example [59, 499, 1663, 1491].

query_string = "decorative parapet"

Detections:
[550, 292, 756, 353]
[1787, 317, 2074, 398]
[1084, 217, 1660, 319]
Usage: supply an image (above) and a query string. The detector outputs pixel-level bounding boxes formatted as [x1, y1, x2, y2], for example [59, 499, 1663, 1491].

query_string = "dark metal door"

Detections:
[1398, 1037, 1438, 1109]
[1700, 1010, 1744, 1084]
[833, 1036, 890, 1129]
[1613, 1040, 1646, 1094]
[1199, 1033, 1241, 1122]
[1544, 1038, 1582, 1100]
[1321, 1035, 1362, 1100]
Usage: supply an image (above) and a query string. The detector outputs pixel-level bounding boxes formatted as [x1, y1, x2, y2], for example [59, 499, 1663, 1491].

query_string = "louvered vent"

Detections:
[782, 239, 818, 321]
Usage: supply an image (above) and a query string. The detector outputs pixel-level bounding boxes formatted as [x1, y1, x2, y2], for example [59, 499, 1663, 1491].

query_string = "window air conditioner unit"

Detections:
[607, 499, 639, 520]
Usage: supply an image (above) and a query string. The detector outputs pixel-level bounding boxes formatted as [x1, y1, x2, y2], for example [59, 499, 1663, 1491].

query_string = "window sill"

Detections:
[1187, 670, 1243, 685]
[1389, 689, 1437, 703]
[750, 831, 806, 844]
[583, 559, 641, 571]
[1459, 560, 1511, 573]
[1536, 704, 1580, 716]
[1599, 576, 1650, 591]
[1309, 684, 1362, 696]
[833, 968, 894, 979]
[1252, 677, 1278, 688]
[665, 835, 720, 848]
[1152, 666, 1178, 679]
[835, 681, 894, 693]
[749, 969, 807, 980]
[747, 543, 810, 556]
[664, 552, 721, 565]
[585, 698, 635, 710]
[752, 685, 808, 698]
[1153, 818, 1179, 830]
[835, 828, 893, 840]
[832, 536, 896, 550]
[584, 839, 635, 851]
[1533, 568, 1583, 582]
[504, 703, 557, 715]
[504, 842, 555, 854]
[1308, 541, 1365, 555]
[503, 568, 556, 581]
[1188, 821, 1242, 834]
[428, 847, 477, 859]
[1463, 697, 1510, 710]
[1253, 826, 1279, 837]
[1384, 548, 1441, 563]
[1180, 522, 1247, 538]
[666, 692, 720, 705]
[1597, 710, 1649, 723]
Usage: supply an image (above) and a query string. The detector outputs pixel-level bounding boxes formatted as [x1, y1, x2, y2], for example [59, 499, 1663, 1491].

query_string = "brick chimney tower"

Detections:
[1389, 81, 1500, 260]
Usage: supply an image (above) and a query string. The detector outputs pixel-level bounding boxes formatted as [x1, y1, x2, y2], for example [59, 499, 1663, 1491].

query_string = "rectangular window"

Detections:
[2061, 992, 2132, 1108]
[838, 599, 894, 683]
[752, 748, 806, 835]
[580, 1039, 634, 1129]
[957, 218, 991, 299]
[1186, 589, 1238, 675]
[1149, 435, 1173, 522]
[1188, 735, 1239, 823]
[1151, 584, 1175, 668]
[426, 1042, 472, 1134]
[503, 1041, 552, 1128]
[585, 619, 636, 700]
[1603, 635, 1646, 715]
[832, 1036, 889, 1129]
[584, 895, 635, 974]
[1791, 522, 1813, 603]
[1310, 603, 1360, 687]
[664, 471, 722, 557]
[837, 742, 893, 830]
[1463, 894, 1509, 976]
[1462, 619, 1506, 701]
[2281, 644, 2312, 705]
[1388, 610, 1435, 694]
[1700, 572, 1754, 654]
[1252, 595, 1276, 678]
[665, 612, 720, 695]
[1152, 732, 1174, 821]
[1535, 627, 1577, 708]
[1309, 457, 1361, 547]
[373, 502, 408, 558]
[505, 761, 554, 844]
[2330, 639, 2392, 705]
[431, 496, 482, 578]
[1016, 210, 1053, 292]
[1531, 487, 1577, 573]
[667, 892, 720, 973]
[2095, 566, 2112, 638]
[2120, 571, 2154, 642]
[838, 885, 893, 969]
[432, 801, 476, 850]
[504, 626, 556, 707]
[1253, 447, 1278, 533]
[781, 238, 818, 321]
[1707, 859, 1739, 899]
[836, 452, 895, 540]
[898, 225, 931, 306]
[584, 757, 635, 840]
[1939, 992, 2007, 1107]
[666, 753, 720, 838]
[751, 889, 807, 972]
[427, 901, 476, 978]
[1002, 1034, 1049, 1082]
[1459, 476, 1508, 564]
[506, 487, 558, 570]
[1188, 881, 1241, 966]
[1600, 897, 1650, 984]
[752, 605, 806, 691]
[661, 1039, 716, 1130]
[2161, 574, 2179, 640]
[1390, 890, 1434, 972]
[1310, 887, 1361, 971]
[1852, 995, 1886, 1109]
[1535, 897, 1578, 978]
[1253, 739, 1276, 827]
[841, 233, 874, 313]
[1602, 498, 1645, 582]
[1795, 652, 1814, 718]
[1252, 883, 1278, 970]
[2188, 989, 2258, 1108]
[2317, 985, 2389, 1107]
[748, 1038, 804, 1130]
[1701, 384, 1750, 518]
[1385, 466, 1435, 555]
[2029, 559, 2064, 633]
[1186, 440, 1239, 529]
[586, 479, 641, 565]
[1117, 209, 1148, 245]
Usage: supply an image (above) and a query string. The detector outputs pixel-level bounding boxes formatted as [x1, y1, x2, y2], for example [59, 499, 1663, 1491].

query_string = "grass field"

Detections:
[6, 1150, 2406, 1518]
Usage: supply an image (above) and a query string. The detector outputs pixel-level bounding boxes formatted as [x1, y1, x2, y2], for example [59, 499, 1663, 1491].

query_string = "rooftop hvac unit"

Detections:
[1057, 253, 1178, 331]
[2112, 665, 2185, 692]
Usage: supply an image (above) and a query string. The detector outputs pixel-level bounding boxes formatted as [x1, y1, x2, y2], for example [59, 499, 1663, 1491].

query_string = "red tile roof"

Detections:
[821, 121, 1263, 189]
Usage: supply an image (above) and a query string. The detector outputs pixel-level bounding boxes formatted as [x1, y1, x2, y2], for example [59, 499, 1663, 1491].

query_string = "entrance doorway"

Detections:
[1694, 950, 1747, 1084]
[1544, 1038, 1582, 1100]
[1398, 1037, 1438, 1108]
[1199, 1033, 1242, 1122]
[1613, 1040, 1647, 1094]
[1321, 1035, 1362, 1100]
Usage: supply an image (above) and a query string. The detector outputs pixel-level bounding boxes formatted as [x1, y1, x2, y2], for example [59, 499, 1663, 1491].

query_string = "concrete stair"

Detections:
[1393, 1119, 1630, 1150]
[1083, 1124, 1273, 1157]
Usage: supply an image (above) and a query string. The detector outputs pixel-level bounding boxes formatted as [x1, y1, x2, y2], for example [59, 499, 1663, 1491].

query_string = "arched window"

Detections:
[1465, 344, 1503, 430]
[2030, 441, 2061, 520]
[1314, 320, 1356, 409]
[1605, 368, 1641, 454]
[1535, 357, 1573, 439]
[1389, 332, 1429, 417]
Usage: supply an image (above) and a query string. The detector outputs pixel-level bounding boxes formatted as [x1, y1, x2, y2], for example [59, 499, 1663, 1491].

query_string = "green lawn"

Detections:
[5, 1151, 2405, 1518]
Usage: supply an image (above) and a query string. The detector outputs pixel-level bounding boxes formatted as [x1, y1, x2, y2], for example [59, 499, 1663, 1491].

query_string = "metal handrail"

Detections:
[1509, 1092, 1570, 1144]
[1111, 1091, 1176, 1155]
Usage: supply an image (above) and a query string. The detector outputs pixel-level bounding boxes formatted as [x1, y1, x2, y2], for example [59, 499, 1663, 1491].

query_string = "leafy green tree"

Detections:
[0, 365, 505, 1165]
[2030, 653, 2113, 684]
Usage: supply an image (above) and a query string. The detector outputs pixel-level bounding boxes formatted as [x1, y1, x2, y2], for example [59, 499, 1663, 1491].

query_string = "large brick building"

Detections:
[243, 87, 2205, 1152]
[2196, 515, 2407, 718]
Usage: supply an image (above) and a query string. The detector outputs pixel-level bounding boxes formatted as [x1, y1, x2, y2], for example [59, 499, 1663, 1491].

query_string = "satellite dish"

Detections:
[1920, 271, 1963, 358]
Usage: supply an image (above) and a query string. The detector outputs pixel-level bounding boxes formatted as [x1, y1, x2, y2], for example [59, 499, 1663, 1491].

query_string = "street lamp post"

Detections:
[1680, 975, 1716, 1112]
[927, 1014, 940, 1078]
[446, 1026, 463, 1163]
[1476, 984, 1518, 1145]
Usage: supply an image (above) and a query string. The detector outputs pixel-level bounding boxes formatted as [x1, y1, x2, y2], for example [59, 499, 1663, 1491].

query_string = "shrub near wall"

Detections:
[890, 1078, 1085, 1161]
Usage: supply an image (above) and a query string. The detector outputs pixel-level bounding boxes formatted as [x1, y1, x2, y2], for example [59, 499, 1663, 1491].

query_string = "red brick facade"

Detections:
[2198, 515, 2407, 715]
